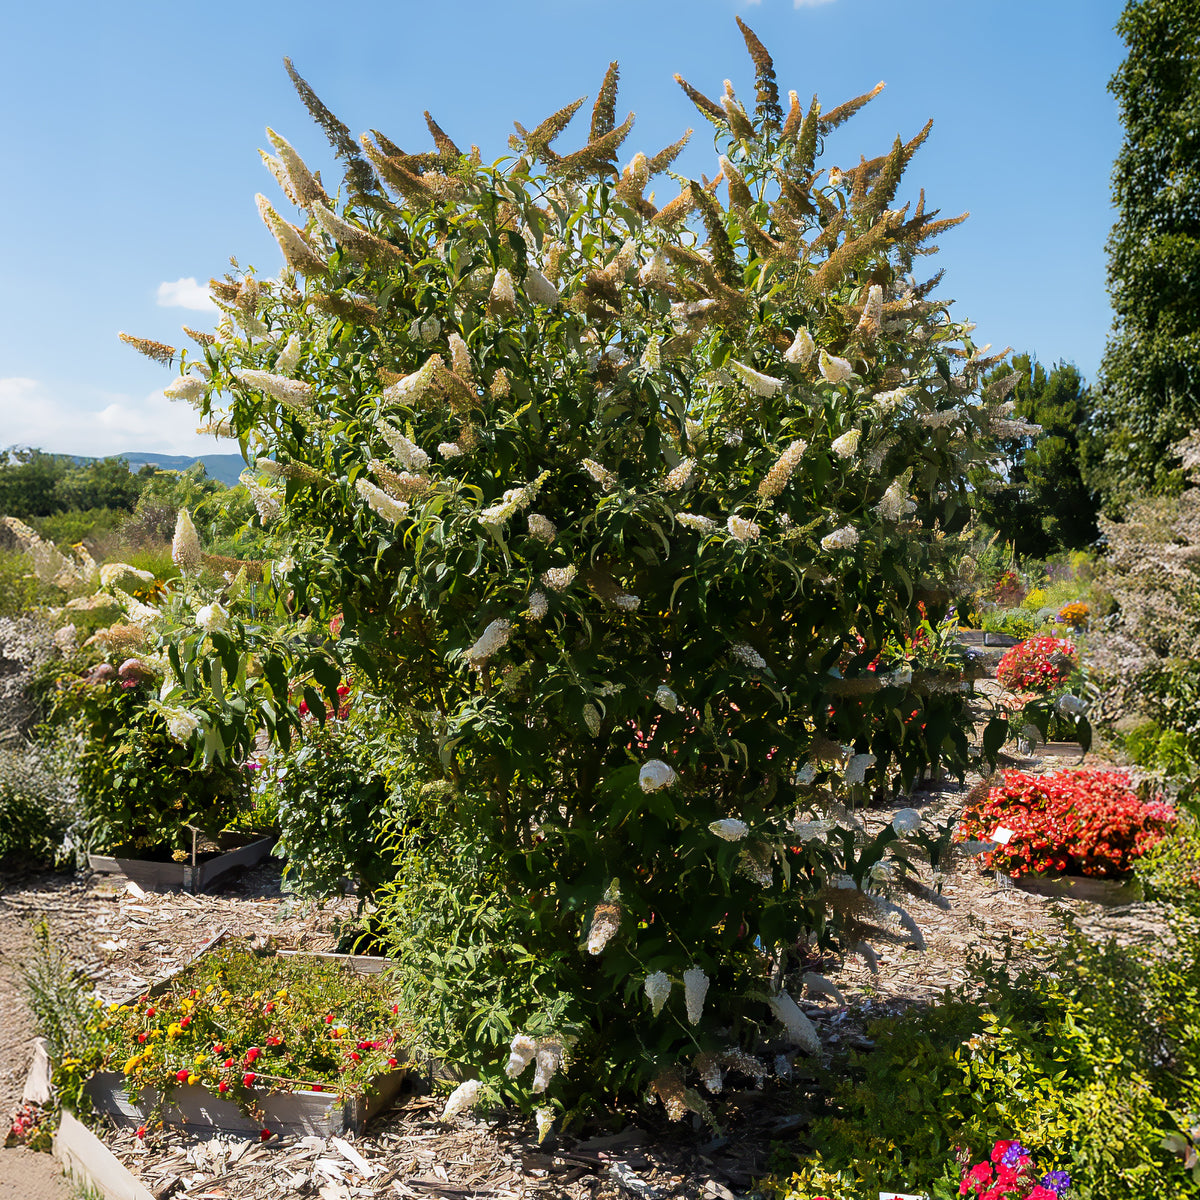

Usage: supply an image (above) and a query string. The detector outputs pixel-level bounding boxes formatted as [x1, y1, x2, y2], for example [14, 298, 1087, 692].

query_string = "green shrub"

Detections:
[138, 27, 1021, 1115]
[1123, 720, 1163, 768]
[29, 508, 126, 548]
[262, 699, 422, 897]
[0, 734, 79, 865]
[0, 549, 53, 617]
[49, 673, 249, 856]
[981, 607, 1042, 639]
[763, 911, 1200, 1200]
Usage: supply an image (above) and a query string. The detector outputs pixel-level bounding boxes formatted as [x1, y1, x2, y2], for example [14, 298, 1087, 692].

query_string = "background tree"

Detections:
[1090, 0, 1200, 513]
[973, 354, 1099, 557]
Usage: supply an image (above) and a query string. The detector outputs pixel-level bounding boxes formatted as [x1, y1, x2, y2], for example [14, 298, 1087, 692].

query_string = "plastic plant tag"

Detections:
[991, 825, 1014, 844]
[880, 1193, 927, 1200]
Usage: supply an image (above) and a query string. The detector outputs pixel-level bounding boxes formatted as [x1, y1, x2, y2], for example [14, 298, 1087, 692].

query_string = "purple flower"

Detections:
[1041, 1171, 1071, 1195]
[1001, 1141, 1030, 1167]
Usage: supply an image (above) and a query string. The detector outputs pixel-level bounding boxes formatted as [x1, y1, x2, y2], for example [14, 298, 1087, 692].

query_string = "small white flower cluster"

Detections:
[818, 349, 854, 384]
[465, 618, 512, 666]
[154, 702, 201, 745]
[820, 525, 859, 552]
[830, 428, 861, 459]
[794, 763, 818, 786]
[172, 509, 202, 574]
[541, 565, 576, 591]
[528, 513, 557, 543]
[726, 515, 760, 542]
[857, 284, 883, 334]
[919, 408, 959, 429]
[682, 966, 709, 1025]
[276, 332, 301, 375]
[382, 355, 442, 406]
[708, 818, 749, 842]
[731, 360, 784, 397]
[526, 591, 549, 621]
[872, 385, 914, 413]
[767, 992, 822, 1057]
[489, 268, 517, 312]
[638, 252, 671, 289]
[440, 1079, 481, 1122]
[874, 478, 917, 521]
[356, 478, 409, 524]
[438, 442, 464, 458]
[234, 369, 314, 408]
[654, 684, 678, 712]
[644, 971, 671, 1016]
[479, 471, 549, 531]
[843, 752, 876, 786]
[448, 332, 474, 382]
[677, 512, 718, 534]
[891, 807, 923, 835]
[582, 458, 617, 491]
[612, 593, 641, 611]
[378, 422, 431, 471]
[243, 477, 283, 526]
[640, 337, 662, 371]
[195, 602, 228, 634]
[586, 902, 621, 955]
[639, 759, 676, 792]
[524, 268, 560, 307]
[757, 439, 807, 501]
[784, 326, 815, 366]
[163, 375, 207, 404]
[1056, 693, 1086, 716]
[663, 458, 695, 491]
[730, 642, 766, 670]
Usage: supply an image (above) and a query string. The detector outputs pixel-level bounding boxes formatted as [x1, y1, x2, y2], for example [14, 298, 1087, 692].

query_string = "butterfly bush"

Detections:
[127, 24, 1016, 1112]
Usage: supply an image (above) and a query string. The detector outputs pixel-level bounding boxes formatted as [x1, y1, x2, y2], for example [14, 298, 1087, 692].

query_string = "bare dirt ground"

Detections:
[0, 748, 1175, 1200]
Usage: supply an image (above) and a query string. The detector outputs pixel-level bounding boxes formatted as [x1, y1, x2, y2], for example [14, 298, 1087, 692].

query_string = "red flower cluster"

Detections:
[996, 636, 1077, 694]
[959, 1139, 1067, 1199]
[959, 769, 1177, 878]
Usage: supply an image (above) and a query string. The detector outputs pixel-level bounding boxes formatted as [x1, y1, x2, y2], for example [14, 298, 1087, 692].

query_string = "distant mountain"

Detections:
[107, 452, 249, 487]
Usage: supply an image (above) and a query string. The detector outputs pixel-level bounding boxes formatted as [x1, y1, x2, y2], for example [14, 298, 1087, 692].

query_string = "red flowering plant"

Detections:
[57, 942, 407, 1139]
[995, 637, 1077, 696]
[958, 1139, 1071, 1200]
[958, 768, 1177, 878]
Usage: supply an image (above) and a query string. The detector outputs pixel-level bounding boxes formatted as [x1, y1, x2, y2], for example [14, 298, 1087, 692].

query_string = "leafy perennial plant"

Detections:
[123, 24, 1019, 1114]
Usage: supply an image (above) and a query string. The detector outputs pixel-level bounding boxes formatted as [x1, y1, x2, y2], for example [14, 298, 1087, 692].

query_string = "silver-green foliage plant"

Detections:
[130, 24, 1018, 1116]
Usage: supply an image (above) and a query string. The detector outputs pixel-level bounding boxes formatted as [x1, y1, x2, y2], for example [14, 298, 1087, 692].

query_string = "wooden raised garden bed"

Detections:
[1013, 873, 1142, 906]
[82, 938, 407, 1139]
[87, 831, 275, 893]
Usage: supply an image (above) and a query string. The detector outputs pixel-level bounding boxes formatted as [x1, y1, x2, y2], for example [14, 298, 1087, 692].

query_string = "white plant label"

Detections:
[991, 825, 1015, 845]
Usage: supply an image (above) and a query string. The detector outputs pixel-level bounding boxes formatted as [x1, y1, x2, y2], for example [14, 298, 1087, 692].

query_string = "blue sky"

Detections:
[0, 0, 1126, 458]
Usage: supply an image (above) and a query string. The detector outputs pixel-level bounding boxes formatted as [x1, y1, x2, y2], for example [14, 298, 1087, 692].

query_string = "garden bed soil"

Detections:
[0, 770, 1182, 1200]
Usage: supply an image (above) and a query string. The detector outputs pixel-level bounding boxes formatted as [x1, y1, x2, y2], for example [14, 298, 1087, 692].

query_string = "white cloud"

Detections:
[0, 377, 223, 458]
[156, 277, 213, 311]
